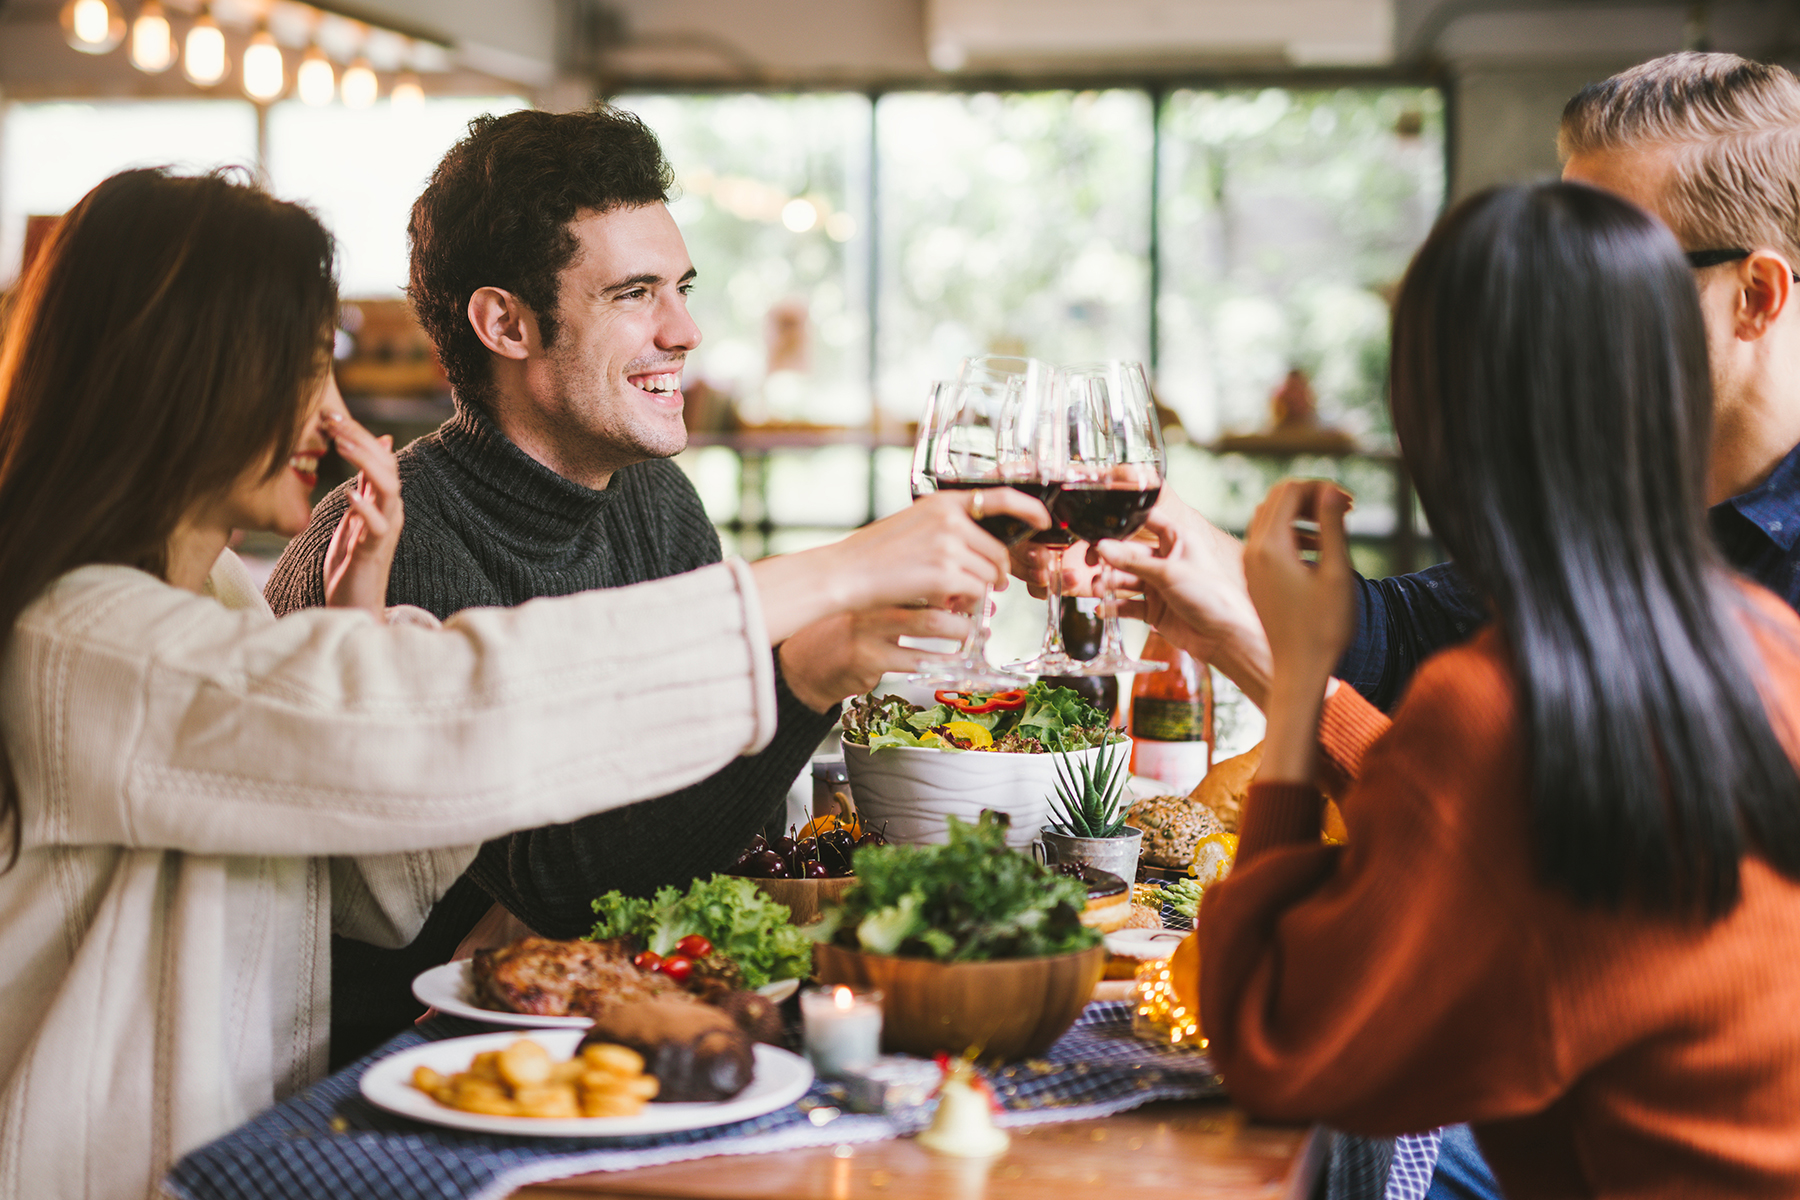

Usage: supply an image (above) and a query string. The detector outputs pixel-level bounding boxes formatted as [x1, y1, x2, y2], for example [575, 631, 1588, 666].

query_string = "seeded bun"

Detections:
[1125, 794, 1227, 867]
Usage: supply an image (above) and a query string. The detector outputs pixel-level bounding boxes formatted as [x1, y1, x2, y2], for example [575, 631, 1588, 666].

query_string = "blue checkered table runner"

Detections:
[164, 1000, 1227, 1200]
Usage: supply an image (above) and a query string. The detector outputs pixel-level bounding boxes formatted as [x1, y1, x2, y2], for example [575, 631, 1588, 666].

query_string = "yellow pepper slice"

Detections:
[922, 720, 994, 750]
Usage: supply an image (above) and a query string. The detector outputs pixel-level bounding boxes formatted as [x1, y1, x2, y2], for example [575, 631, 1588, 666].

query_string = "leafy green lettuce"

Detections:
[589, 875, 813, 988]
[821, 811, 1099, 963]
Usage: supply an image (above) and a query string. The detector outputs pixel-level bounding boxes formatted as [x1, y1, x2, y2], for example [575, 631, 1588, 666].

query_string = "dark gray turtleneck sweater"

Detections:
[265, 402, 837, 1065]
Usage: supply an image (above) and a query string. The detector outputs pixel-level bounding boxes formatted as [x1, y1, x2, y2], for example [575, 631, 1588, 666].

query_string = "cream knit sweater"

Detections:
[0, 551, 778, 1200]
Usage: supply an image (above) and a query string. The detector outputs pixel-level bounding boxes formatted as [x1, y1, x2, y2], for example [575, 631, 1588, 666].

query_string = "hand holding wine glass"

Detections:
[905, 372, 1047, 690]
[1051, 359, 1168, 675]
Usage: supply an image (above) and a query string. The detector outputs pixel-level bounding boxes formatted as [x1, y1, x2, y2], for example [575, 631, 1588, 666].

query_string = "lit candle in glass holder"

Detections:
[800, 985, 883, 1077]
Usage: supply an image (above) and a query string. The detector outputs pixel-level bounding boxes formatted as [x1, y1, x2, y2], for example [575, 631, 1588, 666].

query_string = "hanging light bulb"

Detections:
[60, 0, 125, 54]
[183, 9, 226, 86]
[241, 26, 285, 102]
[340, 57, 378, 109]
[390, 70, 424, 108]
[296, 44, 335, 106]
[128, 0, 175, 73]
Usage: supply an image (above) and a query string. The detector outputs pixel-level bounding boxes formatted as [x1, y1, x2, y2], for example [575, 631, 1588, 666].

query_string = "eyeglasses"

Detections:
[1684, 248, 1800, 282]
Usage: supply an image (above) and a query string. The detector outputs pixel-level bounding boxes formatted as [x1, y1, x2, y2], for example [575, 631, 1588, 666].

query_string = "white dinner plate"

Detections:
[360, 1029, 814, 1137]
[411, 960, 800, 1029]
[1104, 927, 1190, 960]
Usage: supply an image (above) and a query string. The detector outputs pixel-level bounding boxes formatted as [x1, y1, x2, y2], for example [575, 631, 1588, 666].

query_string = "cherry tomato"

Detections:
[632, 950, 661, 972]
[674, 934, 713, 959]
[659, 954, 694, 984]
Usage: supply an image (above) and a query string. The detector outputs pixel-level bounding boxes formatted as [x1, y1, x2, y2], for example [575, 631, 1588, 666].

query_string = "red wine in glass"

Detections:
[932, 479, 1036, 546]
[1015, 480, 1074, 546]
[1053, 483, 1162, 543]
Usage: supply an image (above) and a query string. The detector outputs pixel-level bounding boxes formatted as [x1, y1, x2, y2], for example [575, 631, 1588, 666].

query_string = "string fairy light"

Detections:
[1131, 957, 1206, 1050]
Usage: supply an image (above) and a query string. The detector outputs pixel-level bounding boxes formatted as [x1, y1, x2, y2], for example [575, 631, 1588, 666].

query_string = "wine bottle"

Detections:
[1128, 630, 1213, 792]
[1040, 598, 1119, 719]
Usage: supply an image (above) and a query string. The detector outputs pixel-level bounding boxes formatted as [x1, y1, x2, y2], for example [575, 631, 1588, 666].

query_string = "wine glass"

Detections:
[909, 381, 948, 500]
[947, 359, 1083, 678]
[1049, 360, 1168, 676]
[905, 374, 1037, 692]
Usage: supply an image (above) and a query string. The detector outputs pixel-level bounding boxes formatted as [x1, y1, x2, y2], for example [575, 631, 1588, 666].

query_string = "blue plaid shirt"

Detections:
[1335, 437, 1800, 713]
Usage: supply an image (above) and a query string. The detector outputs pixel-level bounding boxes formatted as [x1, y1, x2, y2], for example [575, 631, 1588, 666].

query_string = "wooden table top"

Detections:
[517, 1101, 1319, 1200]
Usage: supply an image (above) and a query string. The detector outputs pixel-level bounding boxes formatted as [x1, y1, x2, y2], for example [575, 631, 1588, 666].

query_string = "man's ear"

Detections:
[467, 287, 537, 360]
[1735, 249, 1794, 342]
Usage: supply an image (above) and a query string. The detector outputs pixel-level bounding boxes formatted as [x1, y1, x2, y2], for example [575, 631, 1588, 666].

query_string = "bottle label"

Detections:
[1131, 698, 1209, 742]
[1130, 739, 1212, 793]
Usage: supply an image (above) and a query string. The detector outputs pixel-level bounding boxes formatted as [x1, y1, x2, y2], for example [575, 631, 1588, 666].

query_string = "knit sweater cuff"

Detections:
[1238, 782, 1324, 861]
[772, 648, 844, 724]
[1315, 681, 1393, 794]
[723, 557, 780, 755]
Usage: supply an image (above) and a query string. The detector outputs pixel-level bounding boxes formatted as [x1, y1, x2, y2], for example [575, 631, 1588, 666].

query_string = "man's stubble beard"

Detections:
[546, 352, 689, 482]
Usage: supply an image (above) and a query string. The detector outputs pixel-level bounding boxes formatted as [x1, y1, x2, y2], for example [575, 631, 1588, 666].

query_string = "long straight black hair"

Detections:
[1390, 181, 1800, 919]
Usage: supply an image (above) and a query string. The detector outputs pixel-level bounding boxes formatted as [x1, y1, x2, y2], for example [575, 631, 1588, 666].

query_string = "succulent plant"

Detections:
[1047, 741, 1131, 838]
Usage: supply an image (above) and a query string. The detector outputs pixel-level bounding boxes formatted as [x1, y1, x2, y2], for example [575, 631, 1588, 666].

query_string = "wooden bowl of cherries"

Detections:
[726, 818, 886, 925]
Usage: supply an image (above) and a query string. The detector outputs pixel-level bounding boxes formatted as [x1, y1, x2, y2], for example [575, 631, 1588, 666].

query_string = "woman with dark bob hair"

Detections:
[1110, 181, 1800, 1196]
[0, 168, 1040, 1200]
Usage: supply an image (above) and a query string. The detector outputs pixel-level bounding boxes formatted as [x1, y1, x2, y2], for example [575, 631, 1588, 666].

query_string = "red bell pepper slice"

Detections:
[935, 687, 1028, 714]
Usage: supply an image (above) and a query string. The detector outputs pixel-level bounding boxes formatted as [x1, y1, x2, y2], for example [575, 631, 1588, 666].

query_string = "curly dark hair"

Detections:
[407, 106, 674, 407]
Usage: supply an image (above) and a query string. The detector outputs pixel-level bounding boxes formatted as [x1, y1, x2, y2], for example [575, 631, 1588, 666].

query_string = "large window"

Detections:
[877, 90, 1153, 418]
[267, 97, 527, 297]
[1, 96, 525, 295]
[0, 100, 258, 283]
[615, 84, 1444, 559]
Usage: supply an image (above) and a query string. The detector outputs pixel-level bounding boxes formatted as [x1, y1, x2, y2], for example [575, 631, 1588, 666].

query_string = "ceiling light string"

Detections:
[65, 0, 439, 107]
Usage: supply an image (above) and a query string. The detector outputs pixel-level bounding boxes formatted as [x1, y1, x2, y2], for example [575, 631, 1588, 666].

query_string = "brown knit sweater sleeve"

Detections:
[1198, 639, 1564, 1135]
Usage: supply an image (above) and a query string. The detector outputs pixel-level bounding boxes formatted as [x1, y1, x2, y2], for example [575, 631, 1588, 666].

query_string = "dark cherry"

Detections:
[805, 860, 830, 879]
[771, 836, 797, 858]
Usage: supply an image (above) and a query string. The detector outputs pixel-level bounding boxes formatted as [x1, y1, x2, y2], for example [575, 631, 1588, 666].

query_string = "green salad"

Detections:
[841, 681, 1121, 754]
[820, 811, 1100, 963]
[589, 875, 813, 988]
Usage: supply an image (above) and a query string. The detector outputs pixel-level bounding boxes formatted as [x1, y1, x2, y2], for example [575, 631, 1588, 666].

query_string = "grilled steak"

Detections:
[470, 936, 688, 1017]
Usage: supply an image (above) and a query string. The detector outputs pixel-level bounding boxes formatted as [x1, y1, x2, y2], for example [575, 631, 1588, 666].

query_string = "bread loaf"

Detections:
[1189, 743, 1262, 833]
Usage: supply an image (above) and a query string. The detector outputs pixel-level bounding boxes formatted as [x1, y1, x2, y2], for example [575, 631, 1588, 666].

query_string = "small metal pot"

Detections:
[1036, 825, 1144, 883]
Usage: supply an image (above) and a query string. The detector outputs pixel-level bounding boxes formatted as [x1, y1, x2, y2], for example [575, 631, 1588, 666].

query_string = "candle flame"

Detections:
[833, 986, 854, 1011]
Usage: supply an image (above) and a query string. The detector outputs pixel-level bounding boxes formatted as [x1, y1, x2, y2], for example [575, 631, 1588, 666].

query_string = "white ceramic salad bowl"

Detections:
[842, 736, 1130, 851]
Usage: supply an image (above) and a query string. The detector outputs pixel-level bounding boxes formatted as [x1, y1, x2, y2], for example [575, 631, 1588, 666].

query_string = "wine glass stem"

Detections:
[1096, 562, 1129, 661]
[961, 583, 995, 660]
[1041, 552, 1067, 657]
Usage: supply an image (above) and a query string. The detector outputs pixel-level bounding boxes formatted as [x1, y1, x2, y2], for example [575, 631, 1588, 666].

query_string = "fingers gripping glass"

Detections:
[947, 357, 1085, 678]
[906, 374, 1038, 691]
[1042, 360, 1168, 676]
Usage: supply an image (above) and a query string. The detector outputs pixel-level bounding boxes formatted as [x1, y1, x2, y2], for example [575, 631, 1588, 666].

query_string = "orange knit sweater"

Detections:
[1199, 586, 1800, 1198]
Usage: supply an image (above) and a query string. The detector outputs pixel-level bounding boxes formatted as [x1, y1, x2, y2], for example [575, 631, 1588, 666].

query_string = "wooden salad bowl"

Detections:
[814, 941, 1106, 1062]
[745, 875, 858, 926]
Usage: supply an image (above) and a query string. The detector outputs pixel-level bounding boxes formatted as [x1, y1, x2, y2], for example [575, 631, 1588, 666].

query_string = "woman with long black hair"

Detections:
[0, 167, 1039, 1200]
[1108, 181, 1800, 1196]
